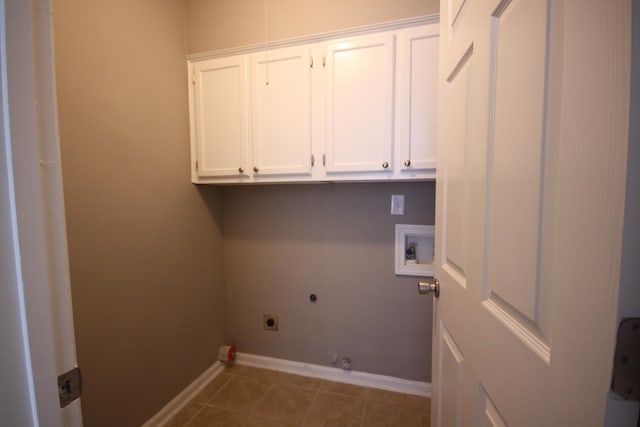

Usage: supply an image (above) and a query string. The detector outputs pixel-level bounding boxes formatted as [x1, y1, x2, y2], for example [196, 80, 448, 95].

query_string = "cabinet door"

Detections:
[251, 46, 312, 177]
[191, 56, 250, 180]
[324, 33, 395, 174]
[396, 25, 438, 175]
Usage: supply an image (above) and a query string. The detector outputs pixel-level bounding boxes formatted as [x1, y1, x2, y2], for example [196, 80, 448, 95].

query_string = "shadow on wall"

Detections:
[196, 184, 224, 231]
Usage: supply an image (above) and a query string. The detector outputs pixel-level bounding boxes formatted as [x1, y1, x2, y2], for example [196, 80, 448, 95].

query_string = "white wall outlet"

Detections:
[391, 194, 405, 215]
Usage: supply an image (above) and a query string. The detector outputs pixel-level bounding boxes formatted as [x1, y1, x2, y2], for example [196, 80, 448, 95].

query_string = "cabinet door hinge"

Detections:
[58, 367, 82, 408]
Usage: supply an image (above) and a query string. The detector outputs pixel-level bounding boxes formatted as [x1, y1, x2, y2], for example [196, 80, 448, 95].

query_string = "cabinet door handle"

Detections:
[404, 160, 411, 167]
[238, 167, 244, 174]
[253, 166, 259, 173]
[382, 161, 389, 169]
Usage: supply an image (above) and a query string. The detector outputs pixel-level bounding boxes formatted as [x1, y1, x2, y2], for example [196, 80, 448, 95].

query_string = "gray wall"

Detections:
[186, 0, 439, 54]
[222, 182, 435, 381]
[53, 1, 226, 426]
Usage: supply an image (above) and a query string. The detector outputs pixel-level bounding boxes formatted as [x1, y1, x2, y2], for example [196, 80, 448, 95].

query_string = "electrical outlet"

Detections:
[391, 194, 405, 215]
[263, 314, 279, 331]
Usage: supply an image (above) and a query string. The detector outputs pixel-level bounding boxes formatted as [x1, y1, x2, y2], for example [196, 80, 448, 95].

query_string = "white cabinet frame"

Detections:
[187, 15, 439, 184]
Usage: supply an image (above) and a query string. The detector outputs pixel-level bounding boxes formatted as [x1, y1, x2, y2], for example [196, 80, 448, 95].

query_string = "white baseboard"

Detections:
[142, 361, 226, 427]
[236, 352, 431, 397]
[143, 353, 431, 426]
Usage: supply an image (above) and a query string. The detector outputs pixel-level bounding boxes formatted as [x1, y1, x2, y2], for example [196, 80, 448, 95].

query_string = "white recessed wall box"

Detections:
[395, 224, 435, 277]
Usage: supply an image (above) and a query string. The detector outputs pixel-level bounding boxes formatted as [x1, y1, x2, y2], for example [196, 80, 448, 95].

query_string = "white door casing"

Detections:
[2, 0, 81, 425]
[433, 0, 631, 426]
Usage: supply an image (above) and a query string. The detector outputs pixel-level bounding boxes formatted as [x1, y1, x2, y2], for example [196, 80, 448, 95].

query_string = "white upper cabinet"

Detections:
[190, 55, 250, 181]
[323, 33, 395, 176]
[250, 46, 312, 178]
[188, 17, 439, 184]
[395, 25, 438, 177]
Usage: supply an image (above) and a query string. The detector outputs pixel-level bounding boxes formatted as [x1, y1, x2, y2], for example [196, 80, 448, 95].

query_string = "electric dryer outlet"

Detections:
[263, 314, 279, 331]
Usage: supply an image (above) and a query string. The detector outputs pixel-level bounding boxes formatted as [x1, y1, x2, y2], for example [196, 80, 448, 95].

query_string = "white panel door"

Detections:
[396, 24, 439, 176]
[251, 46, 312, 177]
[191, 56, 250, 179]
[432, 0, 631, 426]
[324, 33, 395, 175]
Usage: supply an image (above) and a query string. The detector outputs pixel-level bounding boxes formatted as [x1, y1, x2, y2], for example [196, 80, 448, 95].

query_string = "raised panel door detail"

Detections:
[396, 25, 439, 177]
[438, 323, 464, 427]
[449, 0, 468, 30]
[479, 386, 507, 427]
[192, 56, 250, 179]
[325, 33, 395, 174]
[483, 0, 551, 361]
[251, 46, 312, 176]
[440, 46, 473, 290]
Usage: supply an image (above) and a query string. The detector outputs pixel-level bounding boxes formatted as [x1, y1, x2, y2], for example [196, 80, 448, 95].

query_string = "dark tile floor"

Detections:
[164, 365, 431, 426]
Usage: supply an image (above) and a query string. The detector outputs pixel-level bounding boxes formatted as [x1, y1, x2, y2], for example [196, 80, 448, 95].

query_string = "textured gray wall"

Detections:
[53, 1, 226, 425]
[222, 182, 435, 381]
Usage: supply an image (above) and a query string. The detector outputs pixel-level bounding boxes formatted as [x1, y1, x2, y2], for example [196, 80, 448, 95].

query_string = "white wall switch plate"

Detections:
[391, 194, 405, 215]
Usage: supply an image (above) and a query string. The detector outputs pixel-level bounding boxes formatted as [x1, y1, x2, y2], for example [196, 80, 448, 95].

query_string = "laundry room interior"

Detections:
[52, 0, 441, 425]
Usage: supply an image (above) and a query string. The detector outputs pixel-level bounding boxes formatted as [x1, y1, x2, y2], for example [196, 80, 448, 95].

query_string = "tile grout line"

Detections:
[204, 372, 254, 422]
[248, 380, 275, 424]
[359, 387, 369, 427]
[300, 380, 322, 427]
[184, 404, 204, 427]
[170, 366, 431, 426]
[184, 373, 235, 426]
